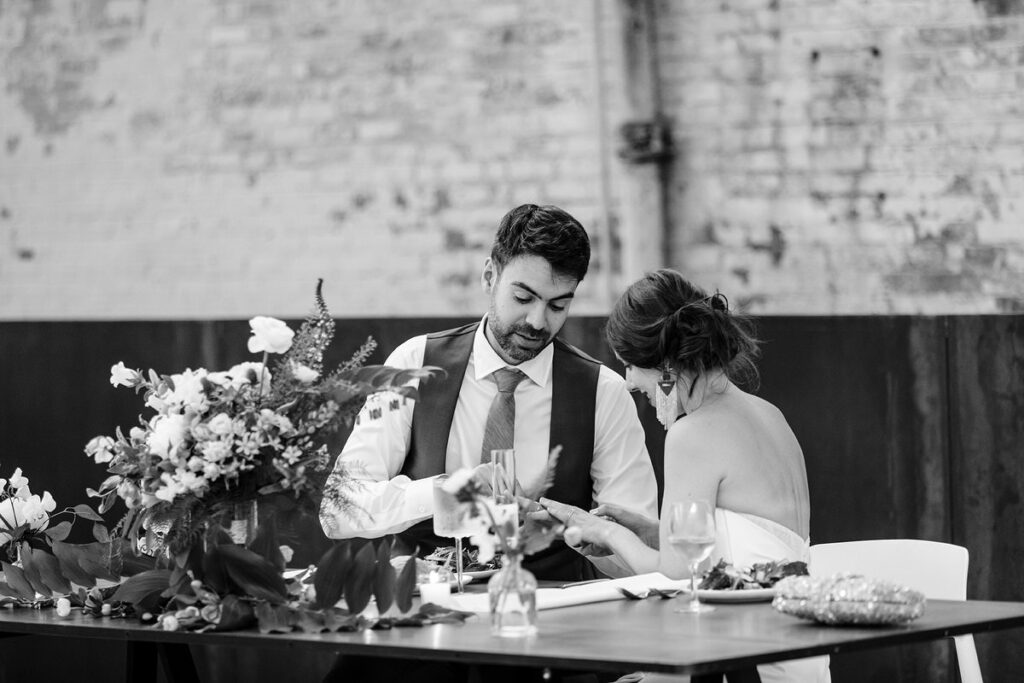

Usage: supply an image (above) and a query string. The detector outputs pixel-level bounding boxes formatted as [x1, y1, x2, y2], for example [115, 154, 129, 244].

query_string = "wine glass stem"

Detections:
[455, 537, 465, 593]
[689, 562, 700, 610]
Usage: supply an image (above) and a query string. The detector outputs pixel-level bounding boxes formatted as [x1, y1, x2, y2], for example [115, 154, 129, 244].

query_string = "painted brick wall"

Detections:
[658, 0, 1024, 313]
[2, 0, 1023, 319]
[0, 0, 613, 319]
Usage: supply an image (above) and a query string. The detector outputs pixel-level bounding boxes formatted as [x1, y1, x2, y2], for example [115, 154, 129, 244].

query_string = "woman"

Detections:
[541, 269, 829, 683]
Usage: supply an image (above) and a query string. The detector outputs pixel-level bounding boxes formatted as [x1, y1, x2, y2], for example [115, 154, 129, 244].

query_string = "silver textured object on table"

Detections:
[772, 573, 927, 625]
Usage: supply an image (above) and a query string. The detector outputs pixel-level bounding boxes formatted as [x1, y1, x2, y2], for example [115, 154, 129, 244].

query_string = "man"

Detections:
[319, 203, 657, 581]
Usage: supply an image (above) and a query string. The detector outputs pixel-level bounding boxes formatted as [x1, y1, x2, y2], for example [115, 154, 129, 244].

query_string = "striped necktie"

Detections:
[480, 367, 526, 463]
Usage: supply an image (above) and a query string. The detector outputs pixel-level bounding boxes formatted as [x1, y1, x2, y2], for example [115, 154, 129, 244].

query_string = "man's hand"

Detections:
[538, 497, 615, 557]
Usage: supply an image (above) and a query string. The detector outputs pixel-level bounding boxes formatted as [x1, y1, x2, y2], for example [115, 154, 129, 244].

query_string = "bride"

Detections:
[540, 269, 829, 683]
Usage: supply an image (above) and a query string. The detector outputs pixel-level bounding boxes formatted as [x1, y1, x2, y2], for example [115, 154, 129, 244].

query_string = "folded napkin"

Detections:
[449, 572, 688, 613]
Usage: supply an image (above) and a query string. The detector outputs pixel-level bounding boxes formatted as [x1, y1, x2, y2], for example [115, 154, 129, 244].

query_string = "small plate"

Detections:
[464, 568, 499, 580]
[693, 587, 776, 603]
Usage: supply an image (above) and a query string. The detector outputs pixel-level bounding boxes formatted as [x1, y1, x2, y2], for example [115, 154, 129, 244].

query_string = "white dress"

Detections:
[711, 509, 831, 683]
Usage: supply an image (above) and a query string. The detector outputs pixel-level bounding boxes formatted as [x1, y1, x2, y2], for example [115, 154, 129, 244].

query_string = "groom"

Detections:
[319, 203, 657, 582]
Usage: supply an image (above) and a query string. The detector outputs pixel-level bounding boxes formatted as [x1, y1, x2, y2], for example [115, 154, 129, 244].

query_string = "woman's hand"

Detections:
[538, 497, 620, 557]
[590, 503, 660, 550]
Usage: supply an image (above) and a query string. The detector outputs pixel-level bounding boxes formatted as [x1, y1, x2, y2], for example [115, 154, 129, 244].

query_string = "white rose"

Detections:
[110, 362, 141, 388]
[206, 413, 234, 436]
[247, 316, 294, 354]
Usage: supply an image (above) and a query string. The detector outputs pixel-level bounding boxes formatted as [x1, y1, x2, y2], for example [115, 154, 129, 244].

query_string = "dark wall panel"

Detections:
[2, 315, 1023, 683]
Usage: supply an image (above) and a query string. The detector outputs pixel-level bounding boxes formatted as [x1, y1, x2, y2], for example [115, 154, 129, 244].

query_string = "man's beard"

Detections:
[488, 307, 552, 362]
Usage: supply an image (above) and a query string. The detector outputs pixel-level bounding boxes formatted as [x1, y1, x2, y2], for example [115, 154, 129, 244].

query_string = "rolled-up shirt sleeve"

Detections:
[319, 338, 435, 538]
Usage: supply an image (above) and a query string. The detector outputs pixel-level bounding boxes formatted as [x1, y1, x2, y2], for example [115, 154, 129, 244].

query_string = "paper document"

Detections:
[448, 572, 688, 613]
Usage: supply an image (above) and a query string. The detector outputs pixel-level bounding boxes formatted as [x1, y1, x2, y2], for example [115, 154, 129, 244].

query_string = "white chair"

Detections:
[809, 539, 983, 683]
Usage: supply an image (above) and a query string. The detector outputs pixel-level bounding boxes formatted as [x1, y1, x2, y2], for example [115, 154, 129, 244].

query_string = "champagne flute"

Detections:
[490, 449, 519, 530]
[667, 500, 716, 614]
[432, 475, 474, 592]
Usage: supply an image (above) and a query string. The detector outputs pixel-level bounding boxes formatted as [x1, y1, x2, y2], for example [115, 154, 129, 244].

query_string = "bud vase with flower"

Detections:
[440, 447, 564, 638]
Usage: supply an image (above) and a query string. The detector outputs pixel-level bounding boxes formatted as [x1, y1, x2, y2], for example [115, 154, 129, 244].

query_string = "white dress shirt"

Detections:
[320, 318, 658, 572]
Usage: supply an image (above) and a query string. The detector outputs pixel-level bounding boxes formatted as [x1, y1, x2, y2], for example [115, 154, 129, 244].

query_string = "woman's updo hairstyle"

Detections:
[605, 269, 761, 389]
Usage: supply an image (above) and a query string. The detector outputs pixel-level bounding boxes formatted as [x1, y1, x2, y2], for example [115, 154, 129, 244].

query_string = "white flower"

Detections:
[56, 597, 72, 617]
[206, 413, 234, 436]
[441, 468, 475, 495]
[225, 362, 272, 393]
[290, 362, 319, 384]
[161, 615, 180, 631]
[8, 468, 27, 490]
[110, 362, 140, 388]
[166, 369, 209, 414]
[146, 413, 190, 459]
[85, 436, 116, 464]
[247, 316, 294, 354]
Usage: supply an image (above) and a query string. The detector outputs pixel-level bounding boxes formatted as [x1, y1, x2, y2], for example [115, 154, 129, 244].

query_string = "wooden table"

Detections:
[2, 597, 1023, 681]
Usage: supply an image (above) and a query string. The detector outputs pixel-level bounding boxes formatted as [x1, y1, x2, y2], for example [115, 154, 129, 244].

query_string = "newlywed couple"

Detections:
[319, 203, 829, 683]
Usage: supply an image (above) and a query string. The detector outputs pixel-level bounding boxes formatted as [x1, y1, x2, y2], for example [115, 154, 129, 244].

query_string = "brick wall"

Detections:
[0, 0, 613, 319]
[658, 0, 1024, 313]
[1, 0, 1023, 319]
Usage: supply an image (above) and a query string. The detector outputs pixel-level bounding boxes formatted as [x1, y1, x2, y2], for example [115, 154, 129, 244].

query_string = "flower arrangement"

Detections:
[84, 280, 430, 558]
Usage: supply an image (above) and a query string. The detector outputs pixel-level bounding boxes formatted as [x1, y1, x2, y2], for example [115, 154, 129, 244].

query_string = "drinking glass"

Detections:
[432, 475, 475, 592]
[667, 499, 716, 614]
[490, 449, 519, 529]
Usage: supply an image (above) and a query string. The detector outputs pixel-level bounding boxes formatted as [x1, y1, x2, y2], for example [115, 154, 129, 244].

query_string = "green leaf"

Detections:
[247, 517, 285, 573]
[50, 541, 98, 588]
[1, 562, 38, 601]
[109, 569, 173, 606]
[313, 541, 351, 610]
[43, 521, 73, 543]
[216, 545, 288, 604]
[92, 522, 111, 544]
[201, 545, 231, 594]
[394, 553, 417, 614]
[27, 549, 72, 595]
[18, 544, 52, 597]
[373, 541, 395, 614]
[73, 504, 106, 522]
[210, 594, 256, 632]
[254, 602, 297, 634]
[62, 541, 118, 582]
[343, 541, 376, 615]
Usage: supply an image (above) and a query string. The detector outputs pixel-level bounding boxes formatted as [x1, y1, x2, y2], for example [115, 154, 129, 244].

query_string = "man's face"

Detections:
[482, 255, 579, 364]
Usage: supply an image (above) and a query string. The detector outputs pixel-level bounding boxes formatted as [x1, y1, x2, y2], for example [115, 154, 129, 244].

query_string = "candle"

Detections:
[419, 572, 452, 607]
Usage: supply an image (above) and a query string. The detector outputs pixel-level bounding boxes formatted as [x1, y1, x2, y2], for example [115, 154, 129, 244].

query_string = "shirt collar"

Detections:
[472, 315, 553, 388]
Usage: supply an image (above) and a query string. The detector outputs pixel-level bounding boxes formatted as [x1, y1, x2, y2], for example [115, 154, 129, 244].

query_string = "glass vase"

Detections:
[487, 552, 537, 637]
[227, 499, 259, 546]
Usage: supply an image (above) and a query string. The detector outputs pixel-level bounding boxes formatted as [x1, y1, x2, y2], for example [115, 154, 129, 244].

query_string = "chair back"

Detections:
[809, 539, 982, 683]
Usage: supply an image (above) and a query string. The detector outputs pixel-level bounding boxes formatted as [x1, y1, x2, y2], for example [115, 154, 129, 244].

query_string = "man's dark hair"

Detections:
[490, 204, 590, 282]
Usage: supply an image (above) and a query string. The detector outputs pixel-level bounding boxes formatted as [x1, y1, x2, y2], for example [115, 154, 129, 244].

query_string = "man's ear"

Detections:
[481, 258, 496, 293]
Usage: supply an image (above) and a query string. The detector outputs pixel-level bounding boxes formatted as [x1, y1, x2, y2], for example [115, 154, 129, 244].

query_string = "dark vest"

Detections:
[395, 322, 601, 581]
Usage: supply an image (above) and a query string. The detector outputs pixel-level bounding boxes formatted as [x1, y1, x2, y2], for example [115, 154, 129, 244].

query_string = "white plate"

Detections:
[691, 587, 776, 603]
[463, 568, 499, 580]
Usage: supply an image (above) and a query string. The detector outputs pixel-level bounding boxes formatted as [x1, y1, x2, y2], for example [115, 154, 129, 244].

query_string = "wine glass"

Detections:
[667, 499, 716, 614]
[432, 475, 475, 592]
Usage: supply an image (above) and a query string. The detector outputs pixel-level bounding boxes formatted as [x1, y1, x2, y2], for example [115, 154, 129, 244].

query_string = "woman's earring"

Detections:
[655, 371, 678, 430]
